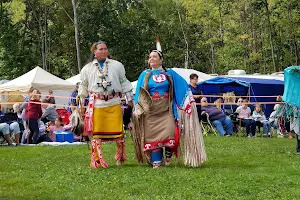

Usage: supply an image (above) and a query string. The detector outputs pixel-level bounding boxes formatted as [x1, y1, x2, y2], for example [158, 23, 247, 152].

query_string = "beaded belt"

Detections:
[151, 92, 169, 99]
[91, 92, 120, 101]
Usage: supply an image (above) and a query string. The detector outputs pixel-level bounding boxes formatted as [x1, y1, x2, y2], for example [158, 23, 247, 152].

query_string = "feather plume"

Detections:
[156, 36, 162, 52]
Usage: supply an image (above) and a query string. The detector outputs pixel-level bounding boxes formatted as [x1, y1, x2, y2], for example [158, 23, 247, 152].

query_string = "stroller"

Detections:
[56, 108, 71, 125]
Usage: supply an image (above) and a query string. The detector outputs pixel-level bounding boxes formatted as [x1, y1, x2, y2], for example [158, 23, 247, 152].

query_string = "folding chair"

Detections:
[255, 121, 264, 135]
[0, 132, 6, 145]
[200, 113, 218, 136]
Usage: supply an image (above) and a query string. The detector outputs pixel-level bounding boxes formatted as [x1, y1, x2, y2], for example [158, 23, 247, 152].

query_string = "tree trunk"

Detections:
[288, 7, 298, 65]
[177, 8, 189, 69]
[264, 0, 276, 72]
[0, 1, 2, 20]
[294, 35, 298, 65]
[260, 21, 266, 73]
[243, 40, 247, 71]
[218, 1, 224, 47]
[40, 13, 46, 70]
[251, 7, 257, 54]
[48, 23, 51, 72]
[44, 7, 47, 71]
[72, 0, 81, 73]
[211, 44, 215, 74]
[242, 2, 247, 72]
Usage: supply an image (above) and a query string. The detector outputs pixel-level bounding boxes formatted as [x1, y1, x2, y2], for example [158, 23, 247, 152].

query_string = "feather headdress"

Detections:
[156, 36, 162, 52]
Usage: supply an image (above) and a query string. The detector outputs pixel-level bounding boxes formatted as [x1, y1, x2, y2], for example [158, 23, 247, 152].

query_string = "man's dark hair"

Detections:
[190, 73, 199, 80]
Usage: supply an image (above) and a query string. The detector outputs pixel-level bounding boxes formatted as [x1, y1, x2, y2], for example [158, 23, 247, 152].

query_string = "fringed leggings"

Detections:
[90, 138, 126, 168]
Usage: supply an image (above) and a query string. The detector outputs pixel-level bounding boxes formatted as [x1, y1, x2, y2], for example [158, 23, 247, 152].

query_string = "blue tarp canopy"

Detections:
[199, 77, 250, 103]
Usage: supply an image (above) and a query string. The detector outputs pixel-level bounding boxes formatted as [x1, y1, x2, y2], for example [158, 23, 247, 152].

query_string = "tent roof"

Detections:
[0, 66, 75, 92]
[0, 80, 9, 85]
[200, 77, 250, 87]
[66, 74, 81, 84]
[199, 77, 250, 99]
[226, 74, 284, 81]
[225, 76, 284, 85]
[172, 68, 212, 83]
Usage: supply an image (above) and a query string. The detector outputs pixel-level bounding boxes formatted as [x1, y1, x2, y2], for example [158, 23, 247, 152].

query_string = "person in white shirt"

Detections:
[269, 104, 279, 128]
[236, 99, 256, 137]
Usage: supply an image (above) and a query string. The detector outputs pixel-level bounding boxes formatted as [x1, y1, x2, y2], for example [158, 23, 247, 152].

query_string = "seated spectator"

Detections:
[0, 105, 21, 146]
[41, 99, 58, 124]
[36, 121, 53, 143]
[236, 99, 256, 137]
[46, 90, 56, 104]
[214, 98, 223, 110]
[236, 98, 243, 107]
[67, 83, 79, 114]
[48, 116, 73, 142]
[222, 92, 237, 115]
[22, 120, 53, 143]
[252, 104, 271, 137]
[201, 97, 233, 136]
[269, 104, 280, 129]
[223, 97, 242, 116]
[13, 103, 27, 144]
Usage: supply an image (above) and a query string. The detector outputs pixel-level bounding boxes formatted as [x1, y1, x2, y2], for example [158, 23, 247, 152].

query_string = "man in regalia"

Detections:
[78, 41, 133, 168]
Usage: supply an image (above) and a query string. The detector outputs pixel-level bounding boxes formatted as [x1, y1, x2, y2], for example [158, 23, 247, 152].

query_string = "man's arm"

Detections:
[118, 63, 133, 102]
[78, 67, 89, 104]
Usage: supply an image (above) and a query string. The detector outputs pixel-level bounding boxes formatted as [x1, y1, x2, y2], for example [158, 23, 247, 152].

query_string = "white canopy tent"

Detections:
[0, 66, 75, 108]
[0, 80, 9, 85]
[131, 68, 212, 94]
[0, 66, 75, 92]
[66, 74, 81, 84]
[172, 68, 212, 83]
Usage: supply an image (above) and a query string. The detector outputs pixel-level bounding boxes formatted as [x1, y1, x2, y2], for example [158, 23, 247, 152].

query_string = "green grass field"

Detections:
[1, 136, 300, 200]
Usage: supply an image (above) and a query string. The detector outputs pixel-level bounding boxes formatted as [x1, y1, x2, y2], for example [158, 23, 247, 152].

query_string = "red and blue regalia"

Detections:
[132, 65, 207, 168]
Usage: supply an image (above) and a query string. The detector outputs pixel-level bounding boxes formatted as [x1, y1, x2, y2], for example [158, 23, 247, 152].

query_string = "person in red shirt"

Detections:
[25, 89, 42, 144]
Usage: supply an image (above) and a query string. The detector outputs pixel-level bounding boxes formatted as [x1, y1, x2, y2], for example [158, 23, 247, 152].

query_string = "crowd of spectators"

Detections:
[188, 73, 289, 138]
[1, 82, 133, 146]
[0, 87, 78, 146]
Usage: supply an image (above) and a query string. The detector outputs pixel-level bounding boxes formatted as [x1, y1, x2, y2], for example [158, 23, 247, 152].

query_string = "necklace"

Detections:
[97, 61, 109, 79]
[151, 66, 163, 72]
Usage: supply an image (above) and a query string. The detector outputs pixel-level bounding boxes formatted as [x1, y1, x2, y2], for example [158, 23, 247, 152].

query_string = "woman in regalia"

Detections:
[132, 44, 207, 168]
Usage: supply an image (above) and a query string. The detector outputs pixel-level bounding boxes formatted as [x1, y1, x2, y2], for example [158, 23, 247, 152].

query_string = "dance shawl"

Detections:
[277, 66, 300, 135]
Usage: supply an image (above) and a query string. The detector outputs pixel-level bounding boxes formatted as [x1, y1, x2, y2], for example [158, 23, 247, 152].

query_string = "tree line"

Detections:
[0, 0, 299, 81]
